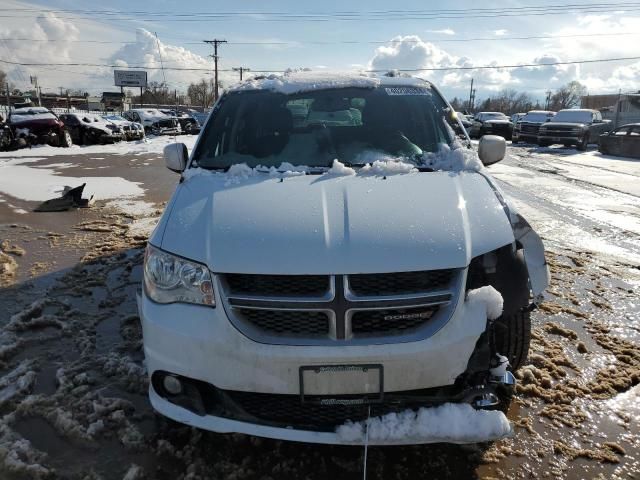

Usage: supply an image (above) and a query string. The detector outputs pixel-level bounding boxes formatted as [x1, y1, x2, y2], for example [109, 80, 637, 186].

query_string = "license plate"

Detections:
[299, 364, 383, 404]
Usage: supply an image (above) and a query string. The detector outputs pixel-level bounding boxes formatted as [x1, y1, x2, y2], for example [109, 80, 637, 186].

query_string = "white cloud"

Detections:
[493, 29, 508, 36]
[107, 28, 213, 87]
[427, 28, 456, 36]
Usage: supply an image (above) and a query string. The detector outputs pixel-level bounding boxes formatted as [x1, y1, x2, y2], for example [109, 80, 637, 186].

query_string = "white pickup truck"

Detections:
[138, 72, 549, 445]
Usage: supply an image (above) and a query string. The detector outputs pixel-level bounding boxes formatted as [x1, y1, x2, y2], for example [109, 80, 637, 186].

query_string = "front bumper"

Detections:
[139, 283, 503, 442]
[538, 134, 580, 144]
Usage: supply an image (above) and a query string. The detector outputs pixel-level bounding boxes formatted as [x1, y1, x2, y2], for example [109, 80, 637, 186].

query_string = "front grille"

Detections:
[351, 306, 439, 335]
[225, 274, 329, 297]
[348, 270, 453, 296]
[223, 390, 430, 431]
[222, 270, 458, 344]
[520, 123, 540, 134]
[238, 309, 329, 335]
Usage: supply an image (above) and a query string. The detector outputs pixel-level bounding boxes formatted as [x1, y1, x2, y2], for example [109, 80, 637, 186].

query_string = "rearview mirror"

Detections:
[164, 143, 188, 173]
[478, 135, 506, 166]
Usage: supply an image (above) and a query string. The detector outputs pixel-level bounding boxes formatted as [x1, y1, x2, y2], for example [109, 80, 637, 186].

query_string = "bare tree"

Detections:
[0, 69, 6, 89]
[550, 81, 587, 110]
[187, 78, 220, 107]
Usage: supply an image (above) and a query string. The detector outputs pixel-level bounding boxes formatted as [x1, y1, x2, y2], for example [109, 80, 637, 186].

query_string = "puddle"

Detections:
[33, 364, 59, 396]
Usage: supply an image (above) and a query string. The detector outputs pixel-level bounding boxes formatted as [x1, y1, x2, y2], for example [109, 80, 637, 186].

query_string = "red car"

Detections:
[9, 107, 72, 147]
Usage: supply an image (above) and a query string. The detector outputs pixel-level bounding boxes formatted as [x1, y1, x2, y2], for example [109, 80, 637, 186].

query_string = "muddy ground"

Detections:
[0, 147, 638, 479]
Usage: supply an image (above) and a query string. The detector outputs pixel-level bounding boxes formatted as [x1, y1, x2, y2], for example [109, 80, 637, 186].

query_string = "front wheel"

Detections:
[492, 310, 531, 372]
[60, 130, 72, 148]
[576, 135, 588, 151]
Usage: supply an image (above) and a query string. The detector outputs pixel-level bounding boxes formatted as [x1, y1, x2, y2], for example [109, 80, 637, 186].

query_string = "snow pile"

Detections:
[0, 134, 198, 158]
[265, 162, 309, 178]
[466, 285, 504, 320]
[490, 354, 510, 377]
[607, 385, 640, 423]
[326, 159, 356, 176]
[421, 143, 483, 172]
[360, 160, 416, 176]
[230, 71, 381, 95]
[336, 403, 511, 443]
[224, 163, 257, 185]
[0, 157, 145, 202]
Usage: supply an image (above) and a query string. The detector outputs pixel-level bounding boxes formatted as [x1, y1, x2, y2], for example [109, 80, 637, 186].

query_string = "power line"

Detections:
[0, 3, 638, 22]
[1, 31, 639, 46]
[2, 55, 639, 73]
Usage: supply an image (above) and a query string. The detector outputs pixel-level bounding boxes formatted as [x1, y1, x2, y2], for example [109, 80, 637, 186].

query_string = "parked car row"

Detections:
[0, 107, 209, 151]
[459, 108, 626, 154]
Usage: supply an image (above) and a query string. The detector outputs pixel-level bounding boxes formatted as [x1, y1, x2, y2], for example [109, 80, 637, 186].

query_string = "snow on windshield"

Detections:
[554, 110, 592, 123]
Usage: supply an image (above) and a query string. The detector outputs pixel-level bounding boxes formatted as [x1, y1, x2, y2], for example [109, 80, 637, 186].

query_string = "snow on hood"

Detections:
[228, 70, 429, 95]
[421, 144, 483, 171]
[336, 403, 512, 443]
[10, 112, 57, 124]
[156, 168, 515, 274]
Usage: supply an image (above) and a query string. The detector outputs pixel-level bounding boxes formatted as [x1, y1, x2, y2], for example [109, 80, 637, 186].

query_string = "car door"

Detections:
[603, 126, 628, 155]
[624, 126, 640, 158]
[60, 115, 81, 142]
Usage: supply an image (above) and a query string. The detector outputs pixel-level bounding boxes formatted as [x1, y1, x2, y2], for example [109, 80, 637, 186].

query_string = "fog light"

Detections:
[163, 375, 183, 395]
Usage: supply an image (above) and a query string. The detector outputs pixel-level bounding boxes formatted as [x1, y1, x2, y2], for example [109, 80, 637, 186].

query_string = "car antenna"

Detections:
[155, 32, 184, 182]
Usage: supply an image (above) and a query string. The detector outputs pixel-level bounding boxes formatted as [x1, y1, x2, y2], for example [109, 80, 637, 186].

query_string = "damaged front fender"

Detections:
[510, 212, 549, 304]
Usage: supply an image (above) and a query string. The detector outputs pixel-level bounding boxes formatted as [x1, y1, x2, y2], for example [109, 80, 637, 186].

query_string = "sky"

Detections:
[0, 0, 638, 103]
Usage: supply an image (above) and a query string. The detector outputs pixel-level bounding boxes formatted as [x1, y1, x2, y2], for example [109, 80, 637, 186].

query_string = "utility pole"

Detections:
[30, 76, 41, 106]
[204, 39, 227, 102]
[232, 66, 251, 81]
[545, 90, 552, 110]
[5, 83, 10, 118]
[468, 78, 476, 113]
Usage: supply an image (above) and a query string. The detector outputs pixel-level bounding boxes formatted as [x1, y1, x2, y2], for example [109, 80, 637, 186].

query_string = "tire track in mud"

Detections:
[0, 185, 639, 478]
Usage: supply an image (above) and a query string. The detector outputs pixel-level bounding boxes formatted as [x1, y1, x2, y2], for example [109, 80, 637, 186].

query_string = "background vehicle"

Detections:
[598, 123, 640, 158]
[140, 73, 549, 445]
[102, 114, 145, 140]
[468, 112, 513, 140]
[123, 109, 181, 135]
[510, 113, 526, 124]
[58, 113, 123, 145]
[9, 107, 72, 147]
[191, 111, 210, 129]
[538, 109, 612, 150]
[512, 110, 555, 144]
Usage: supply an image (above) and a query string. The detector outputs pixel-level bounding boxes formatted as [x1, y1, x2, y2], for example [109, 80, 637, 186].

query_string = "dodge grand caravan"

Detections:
[138, 72, 549, 445]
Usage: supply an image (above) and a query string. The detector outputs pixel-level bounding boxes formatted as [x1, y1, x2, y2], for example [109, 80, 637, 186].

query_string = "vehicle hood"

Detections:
[154, 171, 515, 275]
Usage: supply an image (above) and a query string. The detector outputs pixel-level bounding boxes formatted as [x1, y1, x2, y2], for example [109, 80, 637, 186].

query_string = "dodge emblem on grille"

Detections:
[383, 311, 433, 321]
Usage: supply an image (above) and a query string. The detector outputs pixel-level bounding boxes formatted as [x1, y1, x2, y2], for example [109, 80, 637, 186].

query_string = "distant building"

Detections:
[581, 94, 619, 110]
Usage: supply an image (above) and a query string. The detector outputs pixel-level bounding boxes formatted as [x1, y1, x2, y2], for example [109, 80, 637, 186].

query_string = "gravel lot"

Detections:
[0, 140, 638, 479]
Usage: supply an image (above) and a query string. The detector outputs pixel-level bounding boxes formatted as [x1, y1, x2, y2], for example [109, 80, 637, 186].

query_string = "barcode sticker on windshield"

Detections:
[385, 87, 430, 96]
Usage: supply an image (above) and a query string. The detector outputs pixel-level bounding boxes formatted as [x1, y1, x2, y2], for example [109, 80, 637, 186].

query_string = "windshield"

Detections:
[522, 112, 552, 122]
[192, 86, 454, 169]
[554, 110, 592, 123]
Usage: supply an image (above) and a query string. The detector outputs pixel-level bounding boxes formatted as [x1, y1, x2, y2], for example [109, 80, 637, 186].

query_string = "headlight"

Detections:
[143, 244, 215, 306]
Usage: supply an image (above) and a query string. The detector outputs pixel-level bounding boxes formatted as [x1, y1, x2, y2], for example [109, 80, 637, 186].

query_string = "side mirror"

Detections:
[478, 135, 506, 166]
[164, 143, 188, 173]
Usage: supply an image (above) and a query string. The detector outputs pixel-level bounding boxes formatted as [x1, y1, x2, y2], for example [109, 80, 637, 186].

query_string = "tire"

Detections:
[60, 130, 72, 148]
[576, 135, 588, 151]
[492, 309, 531, 372]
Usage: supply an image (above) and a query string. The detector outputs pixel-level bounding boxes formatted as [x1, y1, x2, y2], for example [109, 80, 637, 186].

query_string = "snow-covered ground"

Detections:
[0, 142, 638, 479]
[0, 134, 198, 158]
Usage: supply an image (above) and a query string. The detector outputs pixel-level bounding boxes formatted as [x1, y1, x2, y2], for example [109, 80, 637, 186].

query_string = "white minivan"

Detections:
[138, 72, 549, 445]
